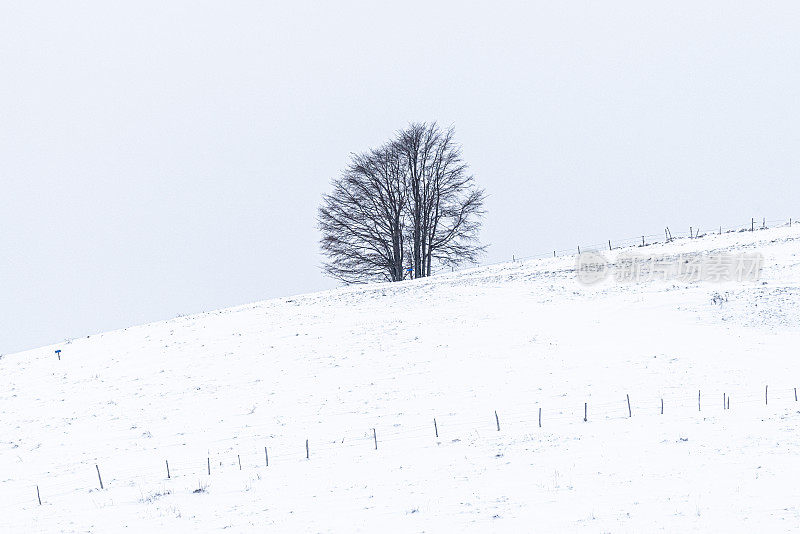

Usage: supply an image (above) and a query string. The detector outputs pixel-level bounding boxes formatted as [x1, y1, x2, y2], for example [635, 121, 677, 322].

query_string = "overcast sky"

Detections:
[1, 1, 798, 354]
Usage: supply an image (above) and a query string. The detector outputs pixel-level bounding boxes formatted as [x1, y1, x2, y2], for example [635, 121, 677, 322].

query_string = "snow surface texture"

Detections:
[2, 224, 800, 532]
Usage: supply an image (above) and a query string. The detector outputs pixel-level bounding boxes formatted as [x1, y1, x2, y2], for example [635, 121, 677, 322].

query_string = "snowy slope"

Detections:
[2, 224, 800, 532]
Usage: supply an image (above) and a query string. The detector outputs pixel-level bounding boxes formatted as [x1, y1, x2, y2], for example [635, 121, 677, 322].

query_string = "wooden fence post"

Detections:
[306, 439, 309, 459]
[166, 459, 170, 479]
[698, 390, 701, 411]
[584, 402, 587, 422]
[265, 447, 269, 467]
[373, 428, 378, 450]
[495, 411, 500, 431]
[538, 407, 542, 428]
[626, 394, 631, 417]
[238, 454, 242, 470]
[207, 457, 210, 475]
[36, 485, 41, 505]
[434, 418, 438, 438]
[95, 464, 104, 490]
[661, 398, 663, 414]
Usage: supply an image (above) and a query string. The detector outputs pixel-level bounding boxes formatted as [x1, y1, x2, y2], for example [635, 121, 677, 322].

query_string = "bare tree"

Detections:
[318, 123, 485, 283]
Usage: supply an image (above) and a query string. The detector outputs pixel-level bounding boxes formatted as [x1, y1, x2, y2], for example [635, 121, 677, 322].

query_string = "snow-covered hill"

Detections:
[2, 224, 800, 532]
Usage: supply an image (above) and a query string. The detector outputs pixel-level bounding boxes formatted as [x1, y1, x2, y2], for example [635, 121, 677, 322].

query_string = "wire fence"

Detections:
[3, 379, 798, 515]
[432, 216, 797, 276]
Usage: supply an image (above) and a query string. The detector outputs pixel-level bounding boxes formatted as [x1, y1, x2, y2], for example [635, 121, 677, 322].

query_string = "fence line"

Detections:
[432, 216, 797, 276]
[4, 380, 798, 514]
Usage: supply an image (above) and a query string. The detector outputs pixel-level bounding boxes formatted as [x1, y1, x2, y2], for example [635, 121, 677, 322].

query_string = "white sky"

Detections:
[1, 1, 798, 354]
